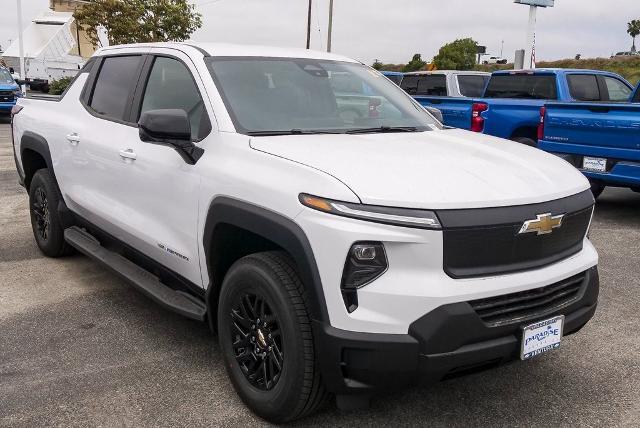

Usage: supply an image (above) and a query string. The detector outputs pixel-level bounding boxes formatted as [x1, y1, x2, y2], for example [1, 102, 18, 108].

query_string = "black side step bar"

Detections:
[64, 226, 206, 321]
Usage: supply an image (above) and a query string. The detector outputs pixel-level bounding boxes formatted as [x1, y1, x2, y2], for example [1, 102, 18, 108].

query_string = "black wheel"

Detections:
[589, 181, 605, 199]
[218, 252, 327, 423]
[28, 169, 73, 257]
[512, 137, 538, 148]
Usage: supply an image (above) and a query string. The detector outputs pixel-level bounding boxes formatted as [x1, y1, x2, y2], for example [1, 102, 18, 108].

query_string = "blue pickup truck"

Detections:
[413, 69, 635, 146]
[538, 84, 640, 197]
[0, 67, 21, 115]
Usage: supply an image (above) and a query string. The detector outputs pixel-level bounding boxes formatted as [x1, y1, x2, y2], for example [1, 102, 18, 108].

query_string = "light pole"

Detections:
[306, 0, 312, 49]
[514, 0, 554, 69]
[16, 0, 26, 88]
[327, 0, 334, 52]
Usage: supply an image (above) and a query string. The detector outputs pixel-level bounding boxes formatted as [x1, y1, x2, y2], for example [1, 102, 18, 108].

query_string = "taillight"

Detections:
[10, 105, 23, 116]
[537, 106, 546, 141]
[471, 102, 488, 132]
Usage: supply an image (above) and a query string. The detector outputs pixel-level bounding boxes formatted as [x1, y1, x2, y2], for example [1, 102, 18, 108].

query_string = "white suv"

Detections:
[11, 43, 599, 423]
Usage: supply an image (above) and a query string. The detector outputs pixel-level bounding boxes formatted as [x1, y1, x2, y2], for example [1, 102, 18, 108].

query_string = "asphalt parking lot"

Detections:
[0, 116, 639, 427]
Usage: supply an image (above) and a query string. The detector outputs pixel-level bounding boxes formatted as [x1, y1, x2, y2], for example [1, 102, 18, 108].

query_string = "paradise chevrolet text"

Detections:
[10, 42, 599, 423]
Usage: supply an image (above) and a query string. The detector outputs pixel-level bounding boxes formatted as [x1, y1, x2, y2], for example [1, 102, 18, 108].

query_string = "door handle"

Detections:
[66, 133, 80, 146]
[119, 149, 137, 160]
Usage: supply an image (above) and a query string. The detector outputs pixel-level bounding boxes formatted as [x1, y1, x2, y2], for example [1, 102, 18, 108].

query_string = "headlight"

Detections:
[299, 193, 441, 229]
[12, 89, 22, 98]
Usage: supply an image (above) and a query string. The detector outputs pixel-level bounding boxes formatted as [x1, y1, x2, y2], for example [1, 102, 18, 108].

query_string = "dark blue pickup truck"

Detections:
[538, 84, 640, 197]
[0, 67, 21, 115]
[413, 69, 635, 146]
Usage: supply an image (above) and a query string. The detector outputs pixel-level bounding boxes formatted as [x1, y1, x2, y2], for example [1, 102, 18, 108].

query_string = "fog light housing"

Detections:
[341, 242, 388, 313]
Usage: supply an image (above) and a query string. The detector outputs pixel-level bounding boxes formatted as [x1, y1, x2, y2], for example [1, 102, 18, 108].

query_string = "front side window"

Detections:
[89, 56, 142, 121]
[139, 56, 211, 140]
[206, 58, 440, 135]
[0, 68, 15, 84]
[602, 76, 632, 102]
[484, 74, 558, 100]
[567, 74, 600, 101]
[458, 75, 489, 97]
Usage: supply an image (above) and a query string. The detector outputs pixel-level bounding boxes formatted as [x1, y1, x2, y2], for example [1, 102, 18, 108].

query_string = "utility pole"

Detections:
[306, 0, 312, 49]
[327, 0, 334, 52]
[500, 40, 504, 58]
[16, 0, 26, 90]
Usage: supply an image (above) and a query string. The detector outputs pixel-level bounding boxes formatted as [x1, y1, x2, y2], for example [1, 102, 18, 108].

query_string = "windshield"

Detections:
[206, 57, 440, 135]
[0, 69, 16, 85]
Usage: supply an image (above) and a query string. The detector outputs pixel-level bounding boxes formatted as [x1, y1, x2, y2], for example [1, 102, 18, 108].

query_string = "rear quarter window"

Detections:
[484, 74, 557, 100]
[457, 75, 489, 97]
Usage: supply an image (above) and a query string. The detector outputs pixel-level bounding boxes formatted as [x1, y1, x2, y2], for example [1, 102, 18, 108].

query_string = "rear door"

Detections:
[62, 53, 147, 233]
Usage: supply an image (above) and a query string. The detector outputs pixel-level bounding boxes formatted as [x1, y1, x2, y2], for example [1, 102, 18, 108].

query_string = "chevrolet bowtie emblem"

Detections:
[519, 213, 564, 235]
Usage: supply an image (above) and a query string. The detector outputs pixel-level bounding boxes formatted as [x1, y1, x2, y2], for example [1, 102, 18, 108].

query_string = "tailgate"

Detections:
[543, 103, 640, 152]
[412, 96, 474, 129]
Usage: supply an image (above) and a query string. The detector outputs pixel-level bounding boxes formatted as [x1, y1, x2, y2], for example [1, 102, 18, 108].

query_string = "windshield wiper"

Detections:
[345, 126, 420, 134]
[247, 129, 344, 136]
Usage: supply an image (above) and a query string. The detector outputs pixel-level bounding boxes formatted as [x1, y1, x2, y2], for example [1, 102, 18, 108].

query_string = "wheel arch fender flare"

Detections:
[203, 197, 330, 328]
[20, 131, 56, 189]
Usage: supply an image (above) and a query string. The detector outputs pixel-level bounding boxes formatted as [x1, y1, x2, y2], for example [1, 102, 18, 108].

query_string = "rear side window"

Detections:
[457, 75, 489, 97]
[139, 56, 211, 140]
[567, 74, 600, 101]
[400, 75, 419, 95]
[89, 56, 142, 121]
[416, 75, 447, 96]
[484, 74, 557, 100]
[602, 76, 632, 102]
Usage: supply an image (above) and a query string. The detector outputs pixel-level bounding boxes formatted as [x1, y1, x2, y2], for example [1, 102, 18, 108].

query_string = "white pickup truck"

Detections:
[11, 42, 599, 423]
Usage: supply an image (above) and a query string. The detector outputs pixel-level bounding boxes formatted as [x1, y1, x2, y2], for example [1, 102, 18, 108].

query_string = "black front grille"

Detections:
[0, 90, 14, 102]
[439, 190, 594, 278]
[469, 272, 586, 327]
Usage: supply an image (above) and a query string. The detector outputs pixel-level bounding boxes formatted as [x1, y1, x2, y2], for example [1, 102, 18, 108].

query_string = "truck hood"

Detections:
[250, 128, 590, 209]
[0, 83, 19, 91]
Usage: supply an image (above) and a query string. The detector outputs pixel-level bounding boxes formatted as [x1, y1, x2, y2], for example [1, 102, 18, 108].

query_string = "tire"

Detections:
[218, 251, 327, 423]
[28, 169, 73, 257]
[589, 181, 605, 199]
[512, 137, 538, 148]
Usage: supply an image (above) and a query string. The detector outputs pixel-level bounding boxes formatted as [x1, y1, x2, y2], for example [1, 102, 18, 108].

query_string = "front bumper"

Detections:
[0, 101, 16, 113]
[314, 266, 599, 395]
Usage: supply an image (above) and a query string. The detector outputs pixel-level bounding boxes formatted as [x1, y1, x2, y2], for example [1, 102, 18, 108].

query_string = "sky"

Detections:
[1, 0, 637, 65]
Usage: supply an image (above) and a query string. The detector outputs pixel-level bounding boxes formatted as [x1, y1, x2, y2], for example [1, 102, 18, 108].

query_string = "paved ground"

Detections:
[1, 116, 639, 427]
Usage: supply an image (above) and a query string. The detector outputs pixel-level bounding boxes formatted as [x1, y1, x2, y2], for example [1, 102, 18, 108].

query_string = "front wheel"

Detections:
[28, 169, 73, 257]
[217, 252, 327, 423]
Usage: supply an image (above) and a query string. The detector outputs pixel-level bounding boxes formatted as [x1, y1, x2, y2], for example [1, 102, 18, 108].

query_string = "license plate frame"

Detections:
[520, 315, 564, 360]
[582, 156, 607, 172]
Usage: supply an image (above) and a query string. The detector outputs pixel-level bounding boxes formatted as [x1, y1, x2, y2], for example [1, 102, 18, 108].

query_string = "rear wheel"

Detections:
[28, 169, 73, 257]
[589, 181, 605, 199]
[512, 137, 538, 148]
[218, 251, 327, 423]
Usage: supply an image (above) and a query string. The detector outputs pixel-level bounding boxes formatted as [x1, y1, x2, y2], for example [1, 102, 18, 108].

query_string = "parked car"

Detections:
[483, 56, 508, 65]
[401, 70, 490, 97]
[611, 51, 640, 58]
[538, 83, 640, 198]
[0, 66, 21, 115]
[414, 69, 634, 146]
[11, 43, 599, 423]
[381, 70, 403, 85]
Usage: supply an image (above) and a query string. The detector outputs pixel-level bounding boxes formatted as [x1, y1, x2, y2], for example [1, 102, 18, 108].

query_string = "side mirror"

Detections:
[9, 67, 15, 73]
[424, 106, 443, 123]
[138, 109, 204, 165]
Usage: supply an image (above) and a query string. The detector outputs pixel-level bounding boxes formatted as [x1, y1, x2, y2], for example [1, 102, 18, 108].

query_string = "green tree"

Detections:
[628, 19, 640, 52]
[74, 0, 202, 46]
[433, 38, 478, 70]
[402, 54, 426, 72]
[372, 59, 383, 70]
